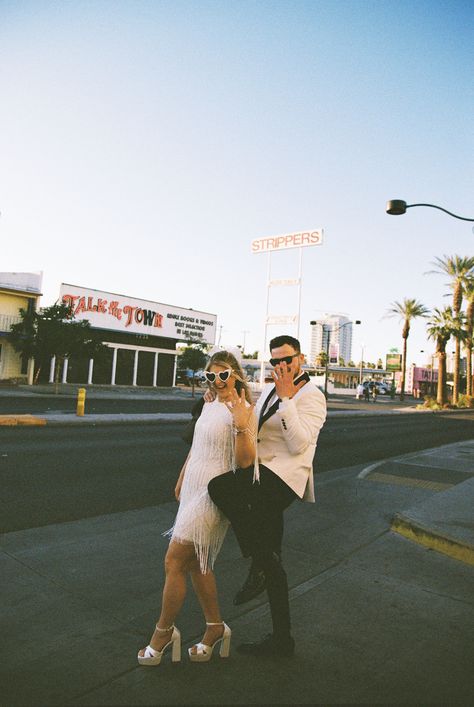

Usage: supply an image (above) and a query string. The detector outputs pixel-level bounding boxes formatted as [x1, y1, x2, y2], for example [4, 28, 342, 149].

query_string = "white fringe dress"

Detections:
[166, 399, 242, 574]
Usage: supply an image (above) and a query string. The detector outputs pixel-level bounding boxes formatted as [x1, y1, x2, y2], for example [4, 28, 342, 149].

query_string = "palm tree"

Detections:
[386, 298, 429, 400]
[464, 278, 474, 396]
[428, 255, 474, 403]
[427, 308, 467, 405]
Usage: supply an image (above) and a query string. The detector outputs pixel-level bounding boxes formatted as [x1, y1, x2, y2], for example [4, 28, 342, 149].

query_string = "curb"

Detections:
[0, 415, 46, 426]
[391, 513, 474, 566]
[38, 413, 191, 427]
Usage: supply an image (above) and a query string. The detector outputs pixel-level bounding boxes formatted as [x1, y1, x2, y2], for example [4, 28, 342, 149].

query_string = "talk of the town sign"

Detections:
[59, 284, 216, 343]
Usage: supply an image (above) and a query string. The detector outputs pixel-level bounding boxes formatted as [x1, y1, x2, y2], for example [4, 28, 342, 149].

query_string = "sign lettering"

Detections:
[60, 284, 216, 343]
[251, 229, 323, 253]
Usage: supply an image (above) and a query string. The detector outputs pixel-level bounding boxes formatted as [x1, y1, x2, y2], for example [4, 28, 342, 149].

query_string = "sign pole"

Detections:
[252, 229, 324, 389]
[296, 247, 303, 339]
[260, 252, 272, 387]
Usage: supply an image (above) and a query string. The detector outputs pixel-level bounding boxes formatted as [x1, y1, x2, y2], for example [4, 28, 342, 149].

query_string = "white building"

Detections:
[310, 314, 353, 365]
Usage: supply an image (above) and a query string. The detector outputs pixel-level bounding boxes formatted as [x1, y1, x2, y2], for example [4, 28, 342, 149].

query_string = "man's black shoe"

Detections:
[236, 634, 295, 657]
[233, 566, 266, 605]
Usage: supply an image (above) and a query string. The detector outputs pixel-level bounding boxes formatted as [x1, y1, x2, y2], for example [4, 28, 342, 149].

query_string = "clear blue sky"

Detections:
[1, 0, 473, 365]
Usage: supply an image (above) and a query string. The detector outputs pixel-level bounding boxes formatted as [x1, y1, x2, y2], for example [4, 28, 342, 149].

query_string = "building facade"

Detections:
[0, 272, 42, 382]
[310, 314, 353, 365]
[395, 365, 439, 397]
[53, 284, 217, 387]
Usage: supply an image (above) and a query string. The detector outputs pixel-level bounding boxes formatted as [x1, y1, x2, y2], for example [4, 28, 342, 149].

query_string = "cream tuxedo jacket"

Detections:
[255, 381, 327, 502]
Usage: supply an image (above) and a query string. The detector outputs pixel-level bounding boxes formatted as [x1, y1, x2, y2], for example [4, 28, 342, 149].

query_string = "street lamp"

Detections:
[386, 200, 474, 222]
[310, 319, 361, 398]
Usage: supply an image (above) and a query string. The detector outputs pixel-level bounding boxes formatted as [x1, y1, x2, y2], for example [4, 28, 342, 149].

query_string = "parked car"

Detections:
[362, 381, 390, 395]
[176, 368, 206, 386]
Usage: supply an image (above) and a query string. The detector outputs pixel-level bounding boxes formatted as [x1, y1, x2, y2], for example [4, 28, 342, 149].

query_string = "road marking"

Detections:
[0, 415, 46, 426]
[367, 472, 453, 491]
[357, 460, 384, 479]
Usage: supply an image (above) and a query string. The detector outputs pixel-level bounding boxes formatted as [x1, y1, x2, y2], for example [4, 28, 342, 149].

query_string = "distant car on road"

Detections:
[176, 369, 206, 386]
[362, 381, 390, 395]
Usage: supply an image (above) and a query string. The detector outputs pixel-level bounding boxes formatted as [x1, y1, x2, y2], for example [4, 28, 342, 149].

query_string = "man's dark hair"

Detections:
[269, 335, 301, 353]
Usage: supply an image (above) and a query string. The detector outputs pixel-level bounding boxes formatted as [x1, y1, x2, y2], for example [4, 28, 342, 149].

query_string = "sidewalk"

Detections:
[1, 441, 473, 705]
[358, 440, 474, 566]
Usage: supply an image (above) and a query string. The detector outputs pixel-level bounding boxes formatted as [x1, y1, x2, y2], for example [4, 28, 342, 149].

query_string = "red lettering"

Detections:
[108, 301, 122, 320]
[135, 308, 144, 324]
[97, 299, 107, 313]
[123, 305, 136, 326]
[62, 294, 78, 309]
[75, 297, 86, 314]
[154, 313, 163, 327]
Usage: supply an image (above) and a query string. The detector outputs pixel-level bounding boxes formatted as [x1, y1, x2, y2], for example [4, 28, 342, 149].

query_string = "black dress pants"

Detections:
[208, 465, 297, 637]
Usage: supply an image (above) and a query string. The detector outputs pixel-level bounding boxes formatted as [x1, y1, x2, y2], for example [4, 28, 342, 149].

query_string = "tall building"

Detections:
[310, 314, 352, 365]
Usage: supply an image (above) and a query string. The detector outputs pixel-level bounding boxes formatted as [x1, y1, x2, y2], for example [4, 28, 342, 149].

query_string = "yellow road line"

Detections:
[367, 471, 452, 492]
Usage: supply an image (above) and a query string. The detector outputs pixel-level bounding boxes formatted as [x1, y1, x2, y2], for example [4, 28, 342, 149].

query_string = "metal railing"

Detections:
[0, 313, 22, 332]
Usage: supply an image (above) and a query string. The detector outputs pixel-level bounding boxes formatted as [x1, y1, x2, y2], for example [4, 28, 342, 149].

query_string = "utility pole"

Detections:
[242, 330, 250, 356]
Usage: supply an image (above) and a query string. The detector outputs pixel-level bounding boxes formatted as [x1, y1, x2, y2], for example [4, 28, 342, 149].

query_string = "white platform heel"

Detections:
[188, 621, 231, 662]
[137, 624, 181, 666]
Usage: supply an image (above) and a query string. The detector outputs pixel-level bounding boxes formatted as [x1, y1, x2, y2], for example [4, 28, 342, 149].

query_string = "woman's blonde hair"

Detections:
[205, 350, 252, 404]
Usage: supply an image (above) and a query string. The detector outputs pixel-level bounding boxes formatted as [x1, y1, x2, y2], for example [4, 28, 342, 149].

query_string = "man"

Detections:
[208, 335, 327, 656]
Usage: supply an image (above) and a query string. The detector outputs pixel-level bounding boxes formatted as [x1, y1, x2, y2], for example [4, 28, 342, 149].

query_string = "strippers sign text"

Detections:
[251, 229, 323, 253]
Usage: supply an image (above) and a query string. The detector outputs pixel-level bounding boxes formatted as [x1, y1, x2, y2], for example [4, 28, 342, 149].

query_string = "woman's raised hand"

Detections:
[225, 388, 255, 430]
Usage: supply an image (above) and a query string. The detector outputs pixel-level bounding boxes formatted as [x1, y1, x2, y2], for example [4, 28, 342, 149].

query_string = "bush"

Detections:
[457, 394, 474, 409]
[419, 396, 442, 410]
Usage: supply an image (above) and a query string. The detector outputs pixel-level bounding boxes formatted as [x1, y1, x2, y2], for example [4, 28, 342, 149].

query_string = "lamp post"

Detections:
[241, 330, 250, 356]
[310, 319, 361, 398]
[386, 200, 474, 222]
[359, 344, 364, 384]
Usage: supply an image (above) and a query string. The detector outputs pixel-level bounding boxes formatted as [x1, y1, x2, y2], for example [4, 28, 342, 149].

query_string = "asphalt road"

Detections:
[2, 412, 474, 533]
[0, 389, 416, 415]
[0, 394, 196, 415]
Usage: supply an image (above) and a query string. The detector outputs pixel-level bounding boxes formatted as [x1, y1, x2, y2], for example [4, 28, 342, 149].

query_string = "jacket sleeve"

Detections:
[277, 387, 327, 455]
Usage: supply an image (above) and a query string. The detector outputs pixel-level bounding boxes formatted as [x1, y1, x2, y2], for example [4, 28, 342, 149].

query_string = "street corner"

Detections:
[0, 414, 47, 426]
[391, 513, 474, 567]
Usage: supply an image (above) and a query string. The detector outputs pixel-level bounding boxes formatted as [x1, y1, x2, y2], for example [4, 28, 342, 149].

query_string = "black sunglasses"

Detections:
[269, 354, 299, 367]
[204, 369, 232, 383]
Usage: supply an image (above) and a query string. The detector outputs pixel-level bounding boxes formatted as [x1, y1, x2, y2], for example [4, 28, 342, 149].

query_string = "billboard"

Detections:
[59, 284, 216, 344]
[386, 353, 402, 371]
[251, 229, 323, 253]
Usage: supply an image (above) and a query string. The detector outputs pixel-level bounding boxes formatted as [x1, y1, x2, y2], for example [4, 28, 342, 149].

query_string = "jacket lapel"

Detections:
[258, 397, 281, 431]
[258, 372, 311, 431]
[258, 386, 276, 430]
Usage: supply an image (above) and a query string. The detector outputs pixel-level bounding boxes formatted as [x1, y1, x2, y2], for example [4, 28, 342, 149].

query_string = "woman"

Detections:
[138, 350, 256, 666]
